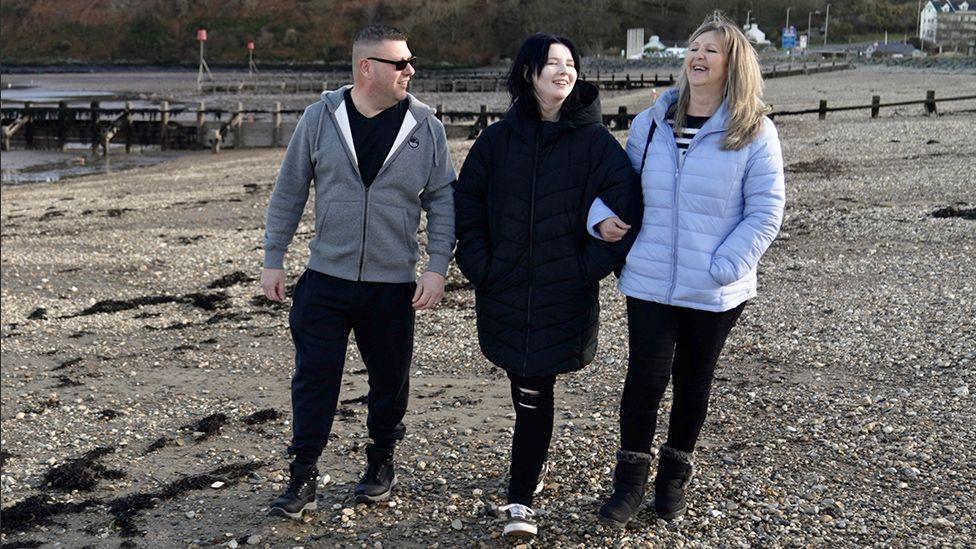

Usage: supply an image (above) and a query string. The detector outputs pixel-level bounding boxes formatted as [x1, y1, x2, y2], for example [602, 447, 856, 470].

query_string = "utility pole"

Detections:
[808, 10, 821, 44]
[824, 4, 831, 46]
[917, 0, 923, 40]
[786, 7, 792, 29]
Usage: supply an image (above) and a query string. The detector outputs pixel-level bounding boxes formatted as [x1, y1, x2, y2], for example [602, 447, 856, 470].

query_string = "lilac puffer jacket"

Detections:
[609, 88, 785, 312]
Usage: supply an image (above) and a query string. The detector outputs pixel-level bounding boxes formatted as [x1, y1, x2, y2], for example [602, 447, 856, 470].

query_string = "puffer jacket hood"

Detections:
[504, 80, 603, 142]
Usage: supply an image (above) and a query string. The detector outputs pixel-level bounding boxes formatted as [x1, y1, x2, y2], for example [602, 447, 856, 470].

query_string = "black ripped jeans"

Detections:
[619, 298, 745, 455]
[506, 372, 557, 506]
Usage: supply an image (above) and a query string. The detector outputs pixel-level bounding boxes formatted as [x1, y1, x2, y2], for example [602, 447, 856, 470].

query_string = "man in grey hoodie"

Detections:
[260, 25, 456, 520]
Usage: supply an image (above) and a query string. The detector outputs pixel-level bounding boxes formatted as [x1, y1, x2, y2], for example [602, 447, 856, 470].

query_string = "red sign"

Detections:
[247, 41, 255, 51]
[197, 29, 207, 42]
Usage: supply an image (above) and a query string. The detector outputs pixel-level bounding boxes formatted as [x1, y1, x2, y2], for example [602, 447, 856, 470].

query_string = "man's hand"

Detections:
[598, 216, 632, 243]
[260, 268, 287, 302]
[412, 271, 446, 310]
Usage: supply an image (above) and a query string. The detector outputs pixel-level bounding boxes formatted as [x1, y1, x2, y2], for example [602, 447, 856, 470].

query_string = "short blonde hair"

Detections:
[673, 12, 771, 151]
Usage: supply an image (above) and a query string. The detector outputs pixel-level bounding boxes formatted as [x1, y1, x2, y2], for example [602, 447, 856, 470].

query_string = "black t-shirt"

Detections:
[345, 88, 408, 187]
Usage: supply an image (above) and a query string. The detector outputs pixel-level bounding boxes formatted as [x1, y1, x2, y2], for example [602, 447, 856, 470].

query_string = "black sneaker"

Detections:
[354, 444, 396, 503]
[269, 463, 318, 521]
[498, 503, 538, 538]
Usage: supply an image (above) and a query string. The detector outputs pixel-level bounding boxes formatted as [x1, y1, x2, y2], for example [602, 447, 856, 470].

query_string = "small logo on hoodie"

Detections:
[408, 137, 420, 149]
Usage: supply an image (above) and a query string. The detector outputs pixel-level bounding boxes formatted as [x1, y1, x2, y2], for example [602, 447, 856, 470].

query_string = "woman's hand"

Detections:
[597, 216, 631, 242]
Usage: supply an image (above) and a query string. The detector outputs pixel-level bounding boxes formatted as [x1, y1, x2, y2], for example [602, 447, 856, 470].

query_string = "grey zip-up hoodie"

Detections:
[263, 86, 456, 283]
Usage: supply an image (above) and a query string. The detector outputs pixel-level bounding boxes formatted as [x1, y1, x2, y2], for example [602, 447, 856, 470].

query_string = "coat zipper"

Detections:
[664, 118, 722, 303]
[523, 127, 541, 376]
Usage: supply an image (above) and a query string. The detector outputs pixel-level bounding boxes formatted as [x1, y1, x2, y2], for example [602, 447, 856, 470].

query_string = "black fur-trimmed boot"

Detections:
[598, 450, 654, 529]
[654, 445, 694, 520]
[354, 443, 397, 503]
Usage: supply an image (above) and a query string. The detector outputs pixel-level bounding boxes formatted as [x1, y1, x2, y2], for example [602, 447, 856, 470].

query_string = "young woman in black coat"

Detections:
[454, 33, 642, 539]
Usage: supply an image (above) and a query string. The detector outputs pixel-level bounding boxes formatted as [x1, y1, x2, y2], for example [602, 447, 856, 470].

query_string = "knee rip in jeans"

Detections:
[515, 386, 551, 410]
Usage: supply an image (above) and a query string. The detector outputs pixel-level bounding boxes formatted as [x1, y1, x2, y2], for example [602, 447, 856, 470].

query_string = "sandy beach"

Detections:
[1, 67, 975, 548]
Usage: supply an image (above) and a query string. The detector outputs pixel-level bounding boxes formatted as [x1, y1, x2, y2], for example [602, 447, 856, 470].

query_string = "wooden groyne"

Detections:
[1, 101, 303, 154]
[198, 61, 853, 95]
[5, 85, 968, 154]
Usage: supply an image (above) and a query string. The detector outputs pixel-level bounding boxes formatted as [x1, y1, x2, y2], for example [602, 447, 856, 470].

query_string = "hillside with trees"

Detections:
[1, 0, 923, 66]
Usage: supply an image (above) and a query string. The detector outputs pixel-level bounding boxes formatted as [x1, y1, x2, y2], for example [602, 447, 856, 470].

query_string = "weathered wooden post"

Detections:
[90, 101, 101, 154]
[469, 104, 488, 139]
[435, 104, 443, 122]
[196, 101, 206, 148]
[617, 106, 629, 130]
[124, 101, 133, 153]
[871, 95, 880, 118]
[925, 90, 937, 116]
[58, 101, 68, 151]
[24, 102, 34, 150]
[272, 102, 282, 147]
[234, 101, 244, 149]
[625, 74, 631, 89]
[160, 101, 170, 150]
[818, 99, 828, 120]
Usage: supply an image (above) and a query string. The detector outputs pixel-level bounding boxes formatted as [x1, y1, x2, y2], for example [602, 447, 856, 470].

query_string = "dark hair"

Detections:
[354, 24, 408, 46]
[507, 33, 582, 118]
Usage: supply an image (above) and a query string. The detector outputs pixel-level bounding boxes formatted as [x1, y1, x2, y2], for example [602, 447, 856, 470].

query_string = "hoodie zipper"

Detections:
[523, 127, 541, 376]
[357, 185, 370, 281]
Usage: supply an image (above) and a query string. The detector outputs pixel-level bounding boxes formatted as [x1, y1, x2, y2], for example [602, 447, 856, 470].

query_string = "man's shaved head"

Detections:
[352, 24, 408, 63]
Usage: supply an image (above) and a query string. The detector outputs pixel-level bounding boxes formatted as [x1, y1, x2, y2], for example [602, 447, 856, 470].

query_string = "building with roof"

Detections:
[864, 42, 922, 58]
[920, 0, 975, 48]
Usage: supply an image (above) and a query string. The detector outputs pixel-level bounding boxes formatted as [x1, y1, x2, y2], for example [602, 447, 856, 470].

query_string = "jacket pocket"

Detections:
[364, 202, 419, 274]
[312, 201, 361, 265]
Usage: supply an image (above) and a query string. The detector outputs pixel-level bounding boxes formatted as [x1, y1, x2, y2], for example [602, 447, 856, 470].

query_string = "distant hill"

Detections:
[1, 0, 922, 66]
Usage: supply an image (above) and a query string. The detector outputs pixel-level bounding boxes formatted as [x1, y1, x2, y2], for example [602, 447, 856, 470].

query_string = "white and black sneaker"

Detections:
[499, 503, 538, 538]
[534, 462, 549, 495]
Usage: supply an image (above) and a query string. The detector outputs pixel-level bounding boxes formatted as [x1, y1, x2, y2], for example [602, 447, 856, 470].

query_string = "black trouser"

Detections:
[287, 269, 416, 466]
[506, 372, 557, 507]
[619, 297, 745, 455]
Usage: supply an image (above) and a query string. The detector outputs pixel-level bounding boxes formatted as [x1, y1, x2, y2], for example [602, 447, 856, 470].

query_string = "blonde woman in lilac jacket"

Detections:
[592, 13, 785, 528]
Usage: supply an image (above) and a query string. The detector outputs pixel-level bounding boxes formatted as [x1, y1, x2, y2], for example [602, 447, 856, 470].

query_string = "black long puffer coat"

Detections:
[454, 82, 642, 377]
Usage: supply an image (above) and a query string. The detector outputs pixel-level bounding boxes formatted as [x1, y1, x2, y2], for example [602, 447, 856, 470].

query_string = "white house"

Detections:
[743, 23, 771, 45]
[920, 0, 973, 44]
[643, 35, 667, 54]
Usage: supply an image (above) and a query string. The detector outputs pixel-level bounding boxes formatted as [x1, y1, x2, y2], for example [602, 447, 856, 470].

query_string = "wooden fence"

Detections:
[199, 61, 852, 95]
[2, 88, 972, 154]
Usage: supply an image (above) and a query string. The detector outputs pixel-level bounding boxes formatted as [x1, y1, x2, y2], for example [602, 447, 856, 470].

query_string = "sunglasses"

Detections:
[367, 56, 418, 71]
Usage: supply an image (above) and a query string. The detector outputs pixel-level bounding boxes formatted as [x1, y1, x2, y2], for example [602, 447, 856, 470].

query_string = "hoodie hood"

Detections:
[319, 84, 443, 166]
[504, 80, 603, 142]
[321, 85, 436, 120]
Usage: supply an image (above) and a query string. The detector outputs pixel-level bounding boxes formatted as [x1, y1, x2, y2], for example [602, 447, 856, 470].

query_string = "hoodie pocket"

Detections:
[312, 201, 362, 265]
[365, 202, 419, 273]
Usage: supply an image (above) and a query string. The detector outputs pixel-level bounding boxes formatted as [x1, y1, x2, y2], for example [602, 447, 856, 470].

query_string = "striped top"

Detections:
[667, 114, 710, 164]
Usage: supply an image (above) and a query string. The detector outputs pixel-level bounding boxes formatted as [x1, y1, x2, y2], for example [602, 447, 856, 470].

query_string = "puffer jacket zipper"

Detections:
[523, 126, 541, 376]
[664, 118, 723, 303]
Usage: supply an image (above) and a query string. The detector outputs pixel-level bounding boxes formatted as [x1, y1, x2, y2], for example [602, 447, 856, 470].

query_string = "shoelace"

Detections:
[285, 473, 314, 496]
[498, 503, 535, 520]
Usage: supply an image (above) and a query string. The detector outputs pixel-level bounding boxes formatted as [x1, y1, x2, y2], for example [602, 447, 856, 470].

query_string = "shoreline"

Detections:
[1, 70, 974, 548]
